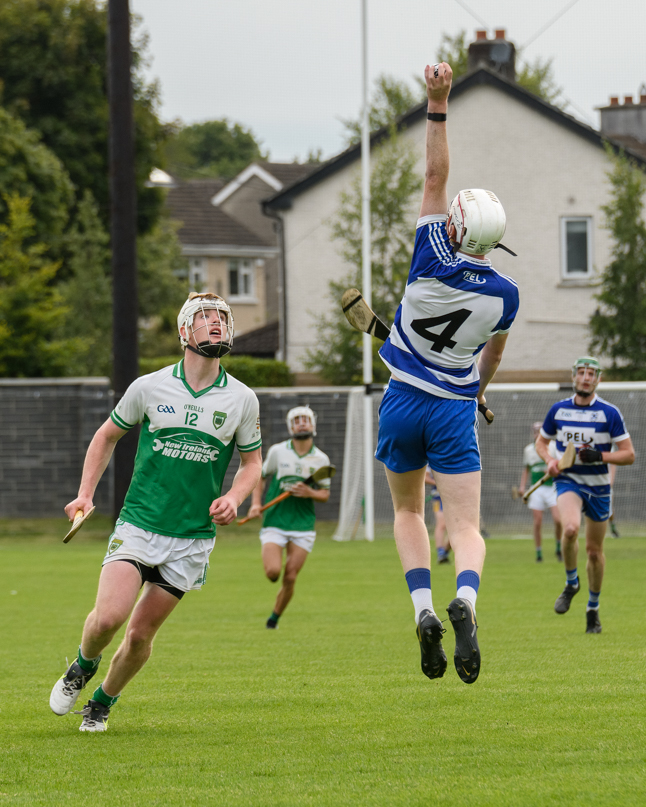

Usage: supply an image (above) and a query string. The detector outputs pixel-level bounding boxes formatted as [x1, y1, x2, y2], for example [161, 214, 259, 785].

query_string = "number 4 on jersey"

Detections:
[411, 308, 472, 353]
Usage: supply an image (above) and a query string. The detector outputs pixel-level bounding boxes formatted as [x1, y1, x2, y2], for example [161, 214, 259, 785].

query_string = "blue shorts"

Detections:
[555, 479, 612, 522]
[375, 379, 481, 475]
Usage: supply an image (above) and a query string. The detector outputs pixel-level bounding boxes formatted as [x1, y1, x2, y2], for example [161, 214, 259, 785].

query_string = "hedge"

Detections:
[138, 354, 294, 387]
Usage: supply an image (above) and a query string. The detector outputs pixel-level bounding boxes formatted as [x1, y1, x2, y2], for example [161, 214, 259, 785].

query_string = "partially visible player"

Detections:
[425, 467, 450, 564]
[536, 357, 635, 634]
[247, 407, 331, 629]
[49, 293, 262, 731]
[375, 62, 519, 684]
[519, 422, 563, 562]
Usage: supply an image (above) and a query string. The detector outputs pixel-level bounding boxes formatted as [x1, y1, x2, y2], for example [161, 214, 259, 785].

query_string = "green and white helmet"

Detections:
[177, 292, 234, 358]
[572, 356, 601, 376]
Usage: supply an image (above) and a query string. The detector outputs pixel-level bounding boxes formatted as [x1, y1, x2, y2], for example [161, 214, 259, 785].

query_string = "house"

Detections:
[163, 162, 316, 347]
[263, 31, 646, 383]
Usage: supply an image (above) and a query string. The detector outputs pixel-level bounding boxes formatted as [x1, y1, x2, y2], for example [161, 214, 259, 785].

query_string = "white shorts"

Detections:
[527, 484, 558, 512]
[103, 520, 215, 592]
[259, 527, 316, 554]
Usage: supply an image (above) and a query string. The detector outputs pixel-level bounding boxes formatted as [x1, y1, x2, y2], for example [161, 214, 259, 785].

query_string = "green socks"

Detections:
[92, 684, 120, 709]
[77, 647, 101, 673]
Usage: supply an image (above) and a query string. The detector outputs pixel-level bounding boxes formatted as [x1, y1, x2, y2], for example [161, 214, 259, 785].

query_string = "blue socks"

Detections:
[456, 570, 480, 614]
[587, 590, 600, 610]
[405, 567, 433, 624]
[566, 568, 579, 587]
[406, 568, 482, 620]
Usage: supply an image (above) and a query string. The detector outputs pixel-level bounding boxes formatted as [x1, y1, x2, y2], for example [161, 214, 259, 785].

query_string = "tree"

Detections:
[0, 106, 73, 249]
[58, 190, 112, 376]
[137, 216, 189, 359]
[305, 131, 421, 384]
[342, 76, 421, 146]
[58, 194, 189, 374]
[0, 0, 167, 234]
[164, 120, 266, 180]
[0, 194, 79, 377]
[589, 146, 646, 379]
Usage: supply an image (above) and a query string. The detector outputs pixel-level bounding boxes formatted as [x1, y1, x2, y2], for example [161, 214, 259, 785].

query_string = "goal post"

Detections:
[334, 381, 646, 540]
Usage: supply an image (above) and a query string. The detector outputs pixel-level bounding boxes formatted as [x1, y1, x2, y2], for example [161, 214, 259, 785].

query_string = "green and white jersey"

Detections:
[262, 440, 331, 533]
[110, 359, 261, 539]
[523, 442, 553, 487]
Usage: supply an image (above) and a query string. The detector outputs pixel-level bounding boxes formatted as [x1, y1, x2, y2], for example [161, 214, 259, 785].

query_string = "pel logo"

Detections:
[213, 411, 228, 429]
[157, 404, 176, 414]
[463, 271, 486, 284]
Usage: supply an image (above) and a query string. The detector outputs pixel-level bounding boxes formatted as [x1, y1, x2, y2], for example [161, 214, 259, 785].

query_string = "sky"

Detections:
[130, 0, 646, 163]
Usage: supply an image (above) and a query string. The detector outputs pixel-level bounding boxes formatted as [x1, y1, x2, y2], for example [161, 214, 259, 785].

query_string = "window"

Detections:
[561, 217, 593, 279]
[229, 259, 254, 299]
[189, 258, 206, 291]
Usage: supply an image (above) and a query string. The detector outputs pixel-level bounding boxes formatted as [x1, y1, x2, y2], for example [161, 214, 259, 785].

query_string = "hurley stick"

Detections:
[341, 288, 494, 425]
[238, 465, 336, 525]
[63, 506, 96, 543]
[522, 442, 576, 502]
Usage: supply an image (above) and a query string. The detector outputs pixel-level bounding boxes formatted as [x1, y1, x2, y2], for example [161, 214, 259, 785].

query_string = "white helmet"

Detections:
[448, 189, 507, 256]
[177, 292, 234, 358]
[286, 406, 317, 438]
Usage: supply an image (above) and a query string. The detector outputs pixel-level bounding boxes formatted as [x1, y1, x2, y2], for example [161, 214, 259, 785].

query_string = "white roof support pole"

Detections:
[361, 0, 374, 541]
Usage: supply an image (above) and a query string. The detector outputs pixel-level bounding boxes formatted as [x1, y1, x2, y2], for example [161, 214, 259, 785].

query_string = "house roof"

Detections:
[166, 179, 269, 248]
[264, 67, 646, 212]
[258, 161, 318, 187]
[230, 320, 279, 357]
[211, 161, 319, 206]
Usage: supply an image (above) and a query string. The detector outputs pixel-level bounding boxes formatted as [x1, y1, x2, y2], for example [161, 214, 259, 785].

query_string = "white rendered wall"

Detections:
[282, 83, 618, 375]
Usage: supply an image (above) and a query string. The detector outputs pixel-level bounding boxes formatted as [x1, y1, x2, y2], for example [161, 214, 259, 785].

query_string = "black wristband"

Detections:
[427, 112, 447, 121]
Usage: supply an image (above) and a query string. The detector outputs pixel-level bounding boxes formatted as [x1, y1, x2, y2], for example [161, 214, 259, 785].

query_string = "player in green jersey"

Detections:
[50, 293, 262, 732]
[247, 407, 331, 629]
[518, 422, 563, 562]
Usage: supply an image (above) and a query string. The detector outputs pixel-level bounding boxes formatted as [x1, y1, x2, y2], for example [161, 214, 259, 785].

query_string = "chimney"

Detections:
[467, 29, 516, 82]
[598, 92, 646, 144]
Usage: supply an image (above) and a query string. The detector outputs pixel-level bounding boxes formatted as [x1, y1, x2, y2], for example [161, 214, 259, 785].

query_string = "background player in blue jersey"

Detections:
[535, 357, 635, 633]
[375, 62, 519, 684]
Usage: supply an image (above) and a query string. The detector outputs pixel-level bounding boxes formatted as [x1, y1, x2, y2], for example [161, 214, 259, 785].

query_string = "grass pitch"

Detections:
[1, 518, 645, 806]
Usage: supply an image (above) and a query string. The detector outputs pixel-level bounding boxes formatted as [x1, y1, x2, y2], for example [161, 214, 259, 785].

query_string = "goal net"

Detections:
[333, 382, 646, 540]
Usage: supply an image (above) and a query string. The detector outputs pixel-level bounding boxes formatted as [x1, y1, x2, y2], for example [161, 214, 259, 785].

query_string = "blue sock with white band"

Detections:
[587, 590, 600, 610]
[456, 570, 480, 614]
[405, 567, 433, 624]
[566, 568, 579, 587]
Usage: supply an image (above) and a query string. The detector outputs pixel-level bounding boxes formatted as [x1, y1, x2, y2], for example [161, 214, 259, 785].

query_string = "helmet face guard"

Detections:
[572, 356, 601, 377]
[286, 406, 317, 439]
[447, 189, 508, 256]
[177, 292, 234, 359]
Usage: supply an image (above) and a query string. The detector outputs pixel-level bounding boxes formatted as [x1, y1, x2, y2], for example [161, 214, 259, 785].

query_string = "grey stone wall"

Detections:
[0, 381, 349, 520]
[0, 379, 113, 517]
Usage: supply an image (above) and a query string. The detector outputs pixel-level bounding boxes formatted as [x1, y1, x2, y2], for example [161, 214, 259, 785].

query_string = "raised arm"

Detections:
[419, 61, 453, 218]
[64, 418, 128, 520]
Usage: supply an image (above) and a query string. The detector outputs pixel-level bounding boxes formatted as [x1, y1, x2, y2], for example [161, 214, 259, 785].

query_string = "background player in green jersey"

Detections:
[247, 407, 331, 629]
[519, 422, 563, 562]
[50, 293, 262, 732]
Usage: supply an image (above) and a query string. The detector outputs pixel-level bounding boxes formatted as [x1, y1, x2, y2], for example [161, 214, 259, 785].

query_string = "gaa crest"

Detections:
[212, 411, 227, 429]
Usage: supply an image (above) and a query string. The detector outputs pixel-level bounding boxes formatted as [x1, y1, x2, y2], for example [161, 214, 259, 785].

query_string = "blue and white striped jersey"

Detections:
[379, 215, 519, 399]
[540, 395, 630, 494]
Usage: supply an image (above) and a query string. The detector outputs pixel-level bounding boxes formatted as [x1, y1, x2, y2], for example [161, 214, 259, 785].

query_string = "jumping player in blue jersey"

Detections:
[535, 357, 634, 634]
[375, 62, 519, 685]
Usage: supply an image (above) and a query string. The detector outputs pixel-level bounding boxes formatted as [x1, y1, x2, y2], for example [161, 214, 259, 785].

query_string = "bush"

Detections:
[139, 354, 294, 387]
